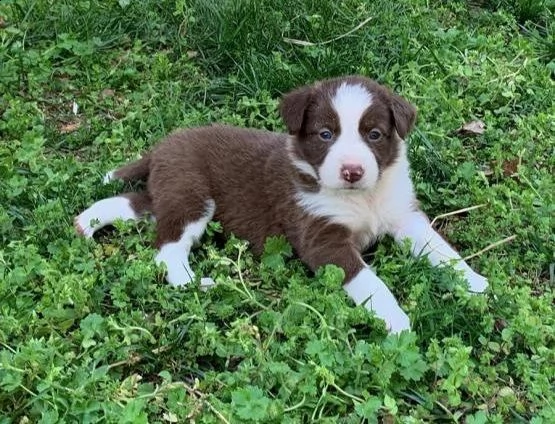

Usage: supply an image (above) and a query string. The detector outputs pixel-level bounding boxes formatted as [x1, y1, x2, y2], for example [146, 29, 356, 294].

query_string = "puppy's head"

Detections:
[280, 76, 416, 191]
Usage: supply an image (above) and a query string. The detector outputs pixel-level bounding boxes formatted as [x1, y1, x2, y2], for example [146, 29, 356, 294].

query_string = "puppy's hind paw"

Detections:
[74, 215, 95, 239]
[466, 271, 489, 293]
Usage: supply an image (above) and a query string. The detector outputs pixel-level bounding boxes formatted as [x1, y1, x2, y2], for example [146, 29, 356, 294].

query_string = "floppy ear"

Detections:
[390, 94, 417, 139]
[279, 86, 312, 135]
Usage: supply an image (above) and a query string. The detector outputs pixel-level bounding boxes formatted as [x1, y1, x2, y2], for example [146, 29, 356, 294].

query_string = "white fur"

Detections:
[344, 267, 411, 333]
[103, 170, 115, 184]
[319, 83, 378, 190]
[291, 158, 319, 180]
[76, 196, 137, 238]
[155, 200, 216, 288]
[297, 145, 415, 250]
[392, 212, 488, 292]
[286, 137, 319, 180]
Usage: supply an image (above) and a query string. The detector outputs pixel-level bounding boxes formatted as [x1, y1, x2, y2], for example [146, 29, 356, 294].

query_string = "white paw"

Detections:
[155, 249, 194, 287]
[387, 309, 411, 334]
[164, 271, 215, 289]
[344, 268, 412, 334]
[372, 305, 411, 334]
[74, 214, 97, 239]
[161, 261, 195, 287]
[103, 170, 115, 184]
[155, 249, 215, 289]
[465, 271, 489, 293]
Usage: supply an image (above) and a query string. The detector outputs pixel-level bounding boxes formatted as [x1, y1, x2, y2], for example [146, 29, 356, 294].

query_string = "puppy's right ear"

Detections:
[279, 86, 312, 135]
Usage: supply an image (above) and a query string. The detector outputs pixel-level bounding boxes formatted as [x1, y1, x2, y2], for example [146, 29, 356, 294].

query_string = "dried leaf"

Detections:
[382, 414, 396, 424]
[187, 50, 199, 59]
[502, 158, 519, 177]
[100, 88, 115, 98]
[163, 412, 178, 423]
[59, 121, 81, 134]
[457, 120, 485, 135]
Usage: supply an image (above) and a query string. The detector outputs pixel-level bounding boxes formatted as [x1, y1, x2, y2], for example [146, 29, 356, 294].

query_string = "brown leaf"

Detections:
[457, 120, 485, 136]
[502, 158, 519, 177]
[0, 16, 7, 28]
[162, 412, 179, 423]
[100, 88, 115, 98]
[381, 414, 396, 424]
[494, 318, 508, 332]
[59, 121, 81, 134]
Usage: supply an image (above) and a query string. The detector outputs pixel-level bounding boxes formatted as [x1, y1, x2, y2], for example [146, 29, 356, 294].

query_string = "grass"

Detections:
[0, 0, 554, 422]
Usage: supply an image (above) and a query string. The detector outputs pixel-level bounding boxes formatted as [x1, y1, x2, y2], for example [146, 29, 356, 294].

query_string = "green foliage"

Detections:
[0, 0, 554, 422]
[479, 0, 554, 24]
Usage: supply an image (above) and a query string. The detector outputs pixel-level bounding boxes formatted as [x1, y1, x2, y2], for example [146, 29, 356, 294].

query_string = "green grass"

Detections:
[0, 0, 554, 422]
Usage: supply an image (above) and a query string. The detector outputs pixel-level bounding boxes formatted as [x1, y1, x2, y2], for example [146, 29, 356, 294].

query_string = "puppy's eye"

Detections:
[319, 129, 333, 141]
[368, 130, 382, 141]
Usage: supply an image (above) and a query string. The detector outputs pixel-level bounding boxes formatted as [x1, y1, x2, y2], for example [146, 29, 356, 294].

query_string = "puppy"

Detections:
[75, 75, 488, 333]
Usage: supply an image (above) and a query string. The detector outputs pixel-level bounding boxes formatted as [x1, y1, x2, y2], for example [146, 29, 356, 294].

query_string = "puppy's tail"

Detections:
[104, 154, 151, 184]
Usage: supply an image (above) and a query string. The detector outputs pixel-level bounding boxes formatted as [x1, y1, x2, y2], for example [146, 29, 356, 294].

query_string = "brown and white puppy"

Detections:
[75, 75, 488, 333]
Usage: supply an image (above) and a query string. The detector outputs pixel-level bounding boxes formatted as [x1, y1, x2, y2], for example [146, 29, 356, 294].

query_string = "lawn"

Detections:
[0, 0, 554, 422]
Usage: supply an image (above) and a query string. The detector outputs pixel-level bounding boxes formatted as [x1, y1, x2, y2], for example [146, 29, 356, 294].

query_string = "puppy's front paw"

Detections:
[381, 308, 411, 334]
[344, 268, 411, 334]
[368, 300, 411, 334]
[465, 271, 488, 293]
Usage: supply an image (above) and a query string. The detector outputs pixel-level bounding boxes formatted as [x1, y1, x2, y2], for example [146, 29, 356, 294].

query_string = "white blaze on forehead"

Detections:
[331, 83, 373, 134]
[317, 83, 379, 190]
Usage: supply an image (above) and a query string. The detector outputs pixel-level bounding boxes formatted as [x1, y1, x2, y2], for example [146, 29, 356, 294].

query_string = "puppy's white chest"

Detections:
[296, 190, 392, 250]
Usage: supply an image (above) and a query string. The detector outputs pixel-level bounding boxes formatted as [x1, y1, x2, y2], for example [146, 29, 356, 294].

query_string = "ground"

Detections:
[0, 0, 554, 423]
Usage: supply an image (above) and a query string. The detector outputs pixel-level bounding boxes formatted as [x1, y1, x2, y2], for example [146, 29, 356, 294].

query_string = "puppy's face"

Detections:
[281, 76, 416, 191]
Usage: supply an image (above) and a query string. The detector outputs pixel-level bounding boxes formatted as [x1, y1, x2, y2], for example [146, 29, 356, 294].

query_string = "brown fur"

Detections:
[113, 154, 151, 182]
[127, 123, 367, 277]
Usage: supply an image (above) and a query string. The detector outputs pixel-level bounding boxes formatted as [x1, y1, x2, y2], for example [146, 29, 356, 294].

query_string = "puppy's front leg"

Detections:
[392, 211, 488, 293]
[300, 225, 410, 333]
[343, 266, 411, 334]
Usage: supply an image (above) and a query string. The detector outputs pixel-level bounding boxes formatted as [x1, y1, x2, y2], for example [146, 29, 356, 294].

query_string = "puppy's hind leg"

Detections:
[104, 154, 151, 184]
[153, 198, 216, 289]
[75, 192, 152, 238]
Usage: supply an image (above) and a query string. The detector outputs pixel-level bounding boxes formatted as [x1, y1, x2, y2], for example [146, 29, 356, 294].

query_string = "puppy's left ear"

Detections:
[279, 86, 312, 135]
[390, 94, 417, 139]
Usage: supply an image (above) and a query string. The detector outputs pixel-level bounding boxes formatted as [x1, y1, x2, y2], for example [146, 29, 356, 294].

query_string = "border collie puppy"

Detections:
[75, 75, 488, 333]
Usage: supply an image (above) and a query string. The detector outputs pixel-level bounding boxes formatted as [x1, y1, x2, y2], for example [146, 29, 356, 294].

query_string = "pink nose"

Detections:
[341, 164, 364, 183]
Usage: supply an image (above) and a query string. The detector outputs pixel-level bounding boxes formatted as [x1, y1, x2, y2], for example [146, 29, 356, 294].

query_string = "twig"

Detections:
[331, 383, 364, 403]
[464, 235, 517, 261]
[181, 383, 231, 424]
[0, 341, 17, 354]
[283, 16, 373, 46]
[430, 204, 486, 227]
